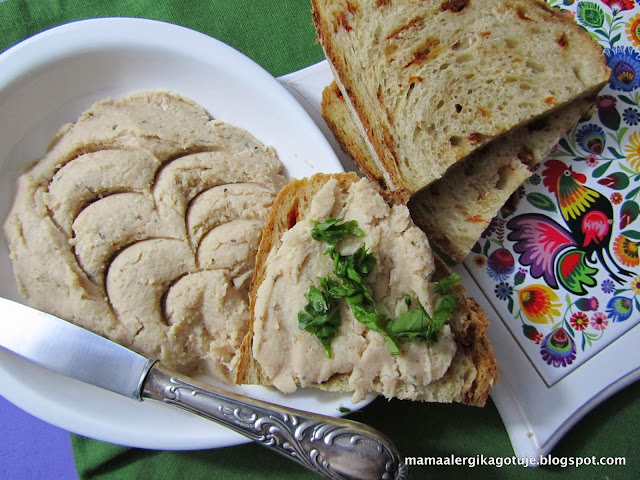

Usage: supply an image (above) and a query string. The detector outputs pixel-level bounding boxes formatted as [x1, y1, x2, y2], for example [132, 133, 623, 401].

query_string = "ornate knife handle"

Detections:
[141, 363, 406, 480]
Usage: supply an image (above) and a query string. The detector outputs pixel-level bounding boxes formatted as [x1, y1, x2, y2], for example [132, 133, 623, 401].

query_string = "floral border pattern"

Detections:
[466, 0, 640, 384]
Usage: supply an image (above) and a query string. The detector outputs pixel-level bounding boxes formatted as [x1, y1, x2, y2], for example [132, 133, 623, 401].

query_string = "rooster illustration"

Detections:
[507, 159, 634, 295]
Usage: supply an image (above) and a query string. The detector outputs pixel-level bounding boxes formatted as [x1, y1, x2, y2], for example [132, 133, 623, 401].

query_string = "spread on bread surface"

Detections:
[251, 177, 457, 402]
[299, 216, 461, 357]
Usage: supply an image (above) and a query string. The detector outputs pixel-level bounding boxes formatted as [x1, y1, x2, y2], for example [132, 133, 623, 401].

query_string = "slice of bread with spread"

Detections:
[322, 81, 597, 262]
[236, 173, 497, 406]
[311, 0, 610, 196]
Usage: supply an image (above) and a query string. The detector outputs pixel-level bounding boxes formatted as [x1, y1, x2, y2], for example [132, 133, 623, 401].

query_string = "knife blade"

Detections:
[0, 297, 154, 398]
[0, 298, 406, 480]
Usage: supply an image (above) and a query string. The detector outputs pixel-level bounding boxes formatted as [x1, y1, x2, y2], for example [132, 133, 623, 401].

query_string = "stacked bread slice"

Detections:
[312, 0, 610, 261]
[322, 82, 597, 261]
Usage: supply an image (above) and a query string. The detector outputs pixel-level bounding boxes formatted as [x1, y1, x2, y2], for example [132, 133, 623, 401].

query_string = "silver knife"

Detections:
[0, 297, 406, 480]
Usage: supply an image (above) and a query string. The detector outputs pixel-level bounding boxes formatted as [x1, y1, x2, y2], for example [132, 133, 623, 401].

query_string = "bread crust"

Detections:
[322, 85, 392, 192]
[236, 173, 497, 406]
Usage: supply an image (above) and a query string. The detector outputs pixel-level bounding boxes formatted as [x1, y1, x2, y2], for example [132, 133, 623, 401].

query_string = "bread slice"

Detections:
[311, 0, 610, 195]
[321, 81, 596, 262]
[236, 173, 497, 406]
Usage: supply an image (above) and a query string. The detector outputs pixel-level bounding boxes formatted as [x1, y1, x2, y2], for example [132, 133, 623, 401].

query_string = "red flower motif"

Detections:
[473, 254, 487, 268]
[585, 154, 599, 167]
[591, 312, 609, 331]
[610, 192, 623, 204]
[569, 312, 589, 331]
[601, 0, 635, 12]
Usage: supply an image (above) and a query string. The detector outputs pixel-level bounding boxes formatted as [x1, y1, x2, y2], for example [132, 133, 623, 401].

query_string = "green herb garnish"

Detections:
[388, 276, 461, 344]
[297, 285, 340, 358]
[311, 218, 364, 244]
[388, 294, 458, 345]
[434, 273, 462, 294]
[298, 218, 460, 357]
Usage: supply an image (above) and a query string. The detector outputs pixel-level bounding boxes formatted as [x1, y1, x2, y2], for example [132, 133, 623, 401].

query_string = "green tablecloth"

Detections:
[0, 1, 638, 479]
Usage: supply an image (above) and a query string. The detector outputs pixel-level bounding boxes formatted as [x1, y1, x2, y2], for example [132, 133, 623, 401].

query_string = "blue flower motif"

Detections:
[623, 107, 640, 126]
[528, 173, 541, 185]
[601, 279, 615, 294]
[575, 124, 605, 155]
[494, 282, 513, 301]
[604, 46, 640, 92]
[605, 296, 633, 322]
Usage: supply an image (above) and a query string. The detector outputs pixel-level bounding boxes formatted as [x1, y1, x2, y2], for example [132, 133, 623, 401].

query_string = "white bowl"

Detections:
[0, 17, 367, 451]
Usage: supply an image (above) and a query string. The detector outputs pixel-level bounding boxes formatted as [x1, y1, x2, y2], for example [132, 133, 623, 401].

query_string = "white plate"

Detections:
[0, 18, 371, 450]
